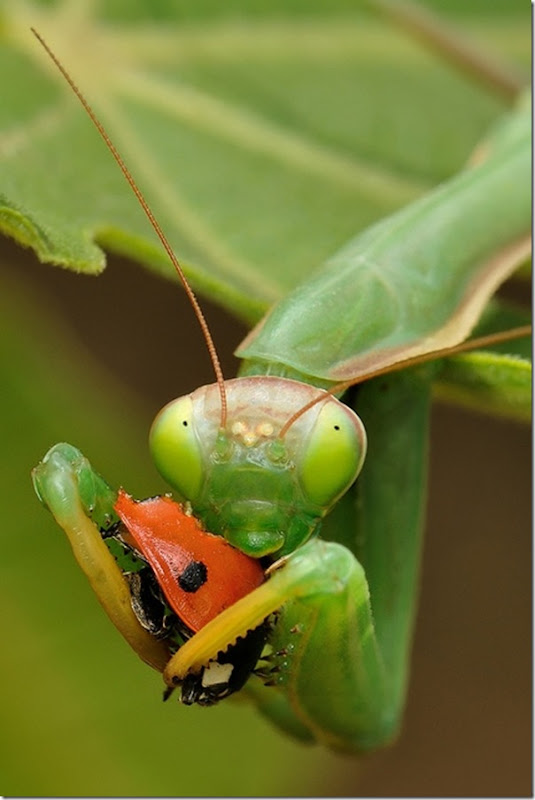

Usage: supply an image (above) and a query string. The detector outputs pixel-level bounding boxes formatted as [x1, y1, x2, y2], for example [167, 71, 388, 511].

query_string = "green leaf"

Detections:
[433, 299, 531, 421]
[435, 351, 531, 422]
[0, 0, 529, 322]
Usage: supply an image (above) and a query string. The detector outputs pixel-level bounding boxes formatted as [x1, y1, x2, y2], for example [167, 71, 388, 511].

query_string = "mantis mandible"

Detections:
[29, 29, 530, 752]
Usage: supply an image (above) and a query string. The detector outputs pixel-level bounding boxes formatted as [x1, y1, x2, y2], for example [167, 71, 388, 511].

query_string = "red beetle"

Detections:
[114, 490, 265, 634]
[113, 491, 269, 705]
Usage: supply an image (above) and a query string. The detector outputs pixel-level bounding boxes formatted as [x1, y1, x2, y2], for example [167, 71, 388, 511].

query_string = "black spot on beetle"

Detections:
[333, 425, 340, 430]
[182, 420, 188, 426]
[178, 560, 208, 593]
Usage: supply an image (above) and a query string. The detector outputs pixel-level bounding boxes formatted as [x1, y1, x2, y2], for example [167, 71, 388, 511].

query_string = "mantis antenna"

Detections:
[279, 323, 532, 437]
[31, 28, 229, 430]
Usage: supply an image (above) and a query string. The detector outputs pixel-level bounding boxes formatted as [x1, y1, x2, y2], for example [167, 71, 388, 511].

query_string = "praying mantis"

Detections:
[4, 12, 530, 756]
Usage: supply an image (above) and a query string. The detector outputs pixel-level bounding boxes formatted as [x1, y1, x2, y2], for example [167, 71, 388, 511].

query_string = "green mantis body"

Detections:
[31, 36, 530, 751]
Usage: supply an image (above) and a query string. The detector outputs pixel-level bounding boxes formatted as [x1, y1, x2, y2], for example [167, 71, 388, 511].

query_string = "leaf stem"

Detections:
[367, 0, 526, 103]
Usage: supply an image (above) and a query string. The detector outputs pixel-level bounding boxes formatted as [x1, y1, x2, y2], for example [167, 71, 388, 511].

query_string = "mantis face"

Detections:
[150, 376, 367, 557]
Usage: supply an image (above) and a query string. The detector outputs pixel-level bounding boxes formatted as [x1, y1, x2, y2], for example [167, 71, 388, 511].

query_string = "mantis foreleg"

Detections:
[32, 444, 170, 671]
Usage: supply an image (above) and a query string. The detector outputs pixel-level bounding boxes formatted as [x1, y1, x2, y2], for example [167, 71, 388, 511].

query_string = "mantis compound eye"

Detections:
[150, 396, 204, 502]
[298, 400, 367, 509]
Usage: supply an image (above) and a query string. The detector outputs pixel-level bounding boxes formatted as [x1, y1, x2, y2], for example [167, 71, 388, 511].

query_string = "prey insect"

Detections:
[30, 28, 530, 752]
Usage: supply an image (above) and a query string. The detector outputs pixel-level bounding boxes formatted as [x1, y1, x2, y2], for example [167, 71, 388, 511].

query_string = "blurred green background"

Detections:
[0, 0, 530, 795]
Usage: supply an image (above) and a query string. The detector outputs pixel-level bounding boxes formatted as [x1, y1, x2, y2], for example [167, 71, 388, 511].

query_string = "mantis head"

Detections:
[150, 376, 367, 557]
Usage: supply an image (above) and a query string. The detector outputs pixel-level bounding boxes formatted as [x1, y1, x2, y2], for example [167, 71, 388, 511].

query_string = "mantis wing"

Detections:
[237, 104, 530, 384]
